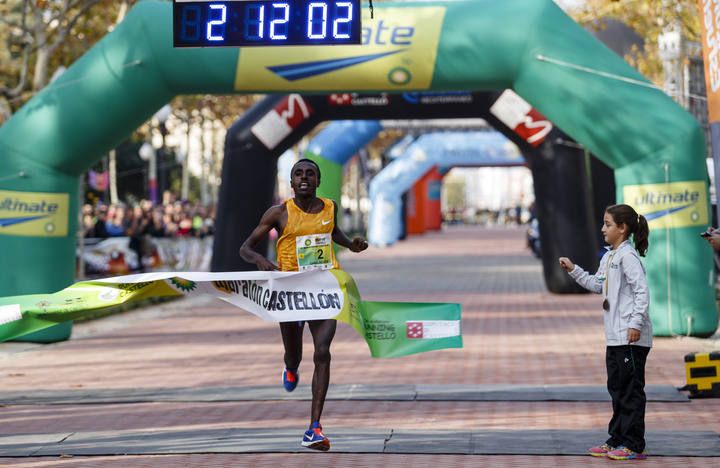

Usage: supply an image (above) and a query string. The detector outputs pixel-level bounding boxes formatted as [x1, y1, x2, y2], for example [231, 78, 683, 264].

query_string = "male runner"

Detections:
[239, 158, 368, 451]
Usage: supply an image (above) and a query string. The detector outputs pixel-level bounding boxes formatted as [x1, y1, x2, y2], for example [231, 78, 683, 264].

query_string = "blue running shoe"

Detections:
[282, 368, 299, 392]
[301, 422, 330, 451]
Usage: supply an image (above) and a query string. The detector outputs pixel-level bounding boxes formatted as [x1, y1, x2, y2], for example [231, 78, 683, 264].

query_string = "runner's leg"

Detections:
[308, 319, 337, 423]
[279, 321, 304, 370]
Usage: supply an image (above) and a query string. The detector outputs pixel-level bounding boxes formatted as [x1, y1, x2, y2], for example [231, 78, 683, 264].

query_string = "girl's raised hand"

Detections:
[558, 257, 575, 272]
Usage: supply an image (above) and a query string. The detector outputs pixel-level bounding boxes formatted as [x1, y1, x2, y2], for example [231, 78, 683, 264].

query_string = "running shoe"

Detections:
[607, 446, 648, 460]
[282, 368, 299, 392]
[588, 443, 614, 457]
[301, 422, 330, 451]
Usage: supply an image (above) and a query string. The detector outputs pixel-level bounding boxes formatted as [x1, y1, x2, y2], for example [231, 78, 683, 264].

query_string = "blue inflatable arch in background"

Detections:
[218, 95, 608, 294]
[367, 132, 524, 246]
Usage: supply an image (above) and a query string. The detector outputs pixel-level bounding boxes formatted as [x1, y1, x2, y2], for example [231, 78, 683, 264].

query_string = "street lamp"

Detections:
[138, 142, 157, 204]
[152, 104, 172, 204]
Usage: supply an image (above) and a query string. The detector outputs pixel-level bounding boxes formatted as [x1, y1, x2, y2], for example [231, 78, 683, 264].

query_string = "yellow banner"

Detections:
[700, 0, 720, 122]
[234, 6, 445, 91]
[623, 181, 708, 229]
[0, 190, 69, 237]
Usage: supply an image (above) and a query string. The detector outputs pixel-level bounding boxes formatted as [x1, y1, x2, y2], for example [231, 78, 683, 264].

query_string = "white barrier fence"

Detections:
[78, 236, 213, 277]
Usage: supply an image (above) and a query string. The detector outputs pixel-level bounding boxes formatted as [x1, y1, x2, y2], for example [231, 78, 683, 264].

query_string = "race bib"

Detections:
[296, 234, 333, 271]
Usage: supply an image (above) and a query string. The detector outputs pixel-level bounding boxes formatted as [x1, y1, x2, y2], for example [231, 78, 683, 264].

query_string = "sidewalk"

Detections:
[0, 225, 718, 467]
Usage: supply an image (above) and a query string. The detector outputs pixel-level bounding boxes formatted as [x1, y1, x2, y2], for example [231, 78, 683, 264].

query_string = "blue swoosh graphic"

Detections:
[402, 92, 421, 104]
[267, 49, 406, 81]
[643, 203, 693, 221]
[0, 215, 48, 227]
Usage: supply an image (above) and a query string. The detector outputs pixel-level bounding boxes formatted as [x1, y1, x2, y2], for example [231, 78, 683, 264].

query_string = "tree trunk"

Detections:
[32, 9, 50, 91]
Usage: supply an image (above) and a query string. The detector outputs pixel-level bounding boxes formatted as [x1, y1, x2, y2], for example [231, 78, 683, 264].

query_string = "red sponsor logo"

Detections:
[329, 94, 353, 106]
[490, 90, 553, 147]
[328, 93, 390, 106]
[513, 109, 552, 147]
[274, 94, 313, 129]
[407, 321, 423, 339]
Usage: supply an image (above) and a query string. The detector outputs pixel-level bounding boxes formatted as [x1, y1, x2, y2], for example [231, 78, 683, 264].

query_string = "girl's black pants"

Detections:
[605, 344, 651, 453]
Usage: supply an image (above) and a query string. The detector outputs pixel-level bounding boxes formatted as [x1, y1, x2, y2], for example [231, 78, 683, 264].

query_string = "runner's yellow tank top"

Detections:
[277, 198, 340, 272]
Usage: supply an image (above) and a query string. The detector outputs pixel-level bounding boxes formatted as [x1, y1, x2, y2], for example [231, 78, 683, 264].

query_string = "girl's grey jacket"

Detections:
[568, 240, 652, 347]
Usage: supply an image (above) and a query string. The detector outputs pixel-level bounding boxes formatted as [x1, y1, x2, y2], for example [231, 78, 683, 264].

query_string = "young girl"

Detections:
[559, 204, 651, 461]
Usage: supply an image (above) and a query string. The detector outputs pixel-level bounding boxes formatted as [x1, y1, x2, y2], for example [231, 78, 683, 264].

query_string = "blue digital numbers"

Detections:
[333, 1, 352, 39]
[173, 0, 361, 47]
[245, 4, 265, 40]
[206, 4, 227, 41]
[245, 2, 291, 41]
[270, 3, 290, 40]
[307, 2, 328, 39]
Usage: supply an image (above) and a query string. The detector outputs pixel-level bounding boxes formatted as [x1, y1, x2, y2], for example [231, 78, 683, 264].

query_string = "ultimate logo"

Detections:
[623, 181, 708, 229]
[171, 277, 197, 292]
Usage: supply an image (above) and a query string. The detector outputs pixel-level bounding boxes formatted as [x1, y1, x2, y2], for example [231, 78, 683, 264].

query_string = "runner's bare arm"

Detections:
[331, 201, 368, 253]
[239, 206, 282, 270]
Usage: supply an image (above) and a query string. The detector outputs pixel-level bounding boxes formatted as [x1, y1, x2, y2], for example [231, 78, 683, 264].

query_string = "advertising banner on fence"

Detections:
[0, 269, 462, 359]
[80, 237, 213, 276]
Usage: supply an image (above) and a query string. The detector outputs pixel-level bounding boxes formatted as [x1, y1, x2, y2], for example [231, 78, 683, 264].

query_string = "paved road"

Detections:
[0, 226, 718, 466]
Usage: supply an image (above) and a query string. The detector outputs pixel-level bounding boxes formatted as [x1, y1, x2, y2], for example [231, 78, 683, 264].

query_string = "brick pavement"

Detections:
[0, 225, 719, 466]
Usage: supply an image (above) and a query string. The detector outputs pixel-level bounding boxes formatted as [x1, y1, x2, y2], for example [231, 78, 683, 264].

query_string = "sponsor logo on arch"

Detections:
[623, 181, 708, 229]
[0, 189, 69, 237]
[234, 7, 445, 90]
[490, 90, 553, 147]
[251, 94, 313, 149]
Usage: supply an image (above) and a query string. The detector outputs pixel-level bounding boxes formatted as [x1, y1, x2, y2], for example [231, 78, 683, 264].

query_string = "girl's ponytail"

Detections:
[634, 214, 649, 256]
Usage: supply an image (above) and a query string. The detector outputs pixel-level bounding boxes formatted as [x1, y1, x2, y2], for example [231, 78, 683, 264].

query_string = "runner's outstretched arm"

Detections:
[330, 202, 368, 253]
[239, 206, 281, 270]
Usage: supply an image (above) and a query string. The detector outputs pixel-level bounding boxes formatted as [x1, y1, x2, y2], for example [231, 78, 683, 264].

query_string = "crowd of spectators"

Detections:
[82, 196, 215, 240]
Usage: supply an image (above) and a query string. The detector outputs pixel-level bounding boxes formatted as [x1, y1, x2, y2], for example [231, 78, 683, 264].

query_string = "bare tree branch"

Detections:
[0, 47, 31, 98]
[47, 0, 102, 54]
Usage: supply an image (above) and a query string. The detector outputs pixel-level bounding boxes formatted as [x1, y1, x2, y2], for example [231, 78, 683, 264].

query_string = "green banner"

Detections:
[0, 270, 461, 359]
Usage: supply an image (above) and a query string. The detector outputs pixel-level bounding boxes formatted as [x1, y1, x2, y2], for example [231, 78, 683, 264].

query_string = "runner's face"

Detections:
[291, 163, 319, 196]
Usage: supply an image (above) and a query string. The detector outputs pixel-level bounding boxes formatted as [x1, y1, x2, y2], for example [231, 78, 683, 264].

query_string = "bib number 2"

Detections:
[296, 233, 333, 271]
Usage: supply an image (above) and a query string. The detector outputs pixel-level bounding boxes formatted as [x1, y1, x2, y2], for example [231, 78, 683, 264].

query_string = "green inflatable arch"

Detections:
[0, 0, 714, 337]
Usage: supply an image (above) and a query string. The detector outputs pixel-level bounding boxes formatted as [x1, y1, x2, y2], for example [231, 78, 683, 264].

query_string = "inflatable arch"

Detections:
[367, 131, 525, 246]
[216, 94, 607, 295]
[0, 0, 712, 336]
[213, 93, 495, 268]
[303, 118, 615, 292]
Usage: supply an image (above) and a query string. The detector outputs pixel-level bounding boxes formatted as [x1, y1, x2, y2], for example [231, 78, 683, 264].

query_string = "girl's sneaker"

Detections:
[301, 422, 330, 451]
[607, 446, 648, 460]
[588, 443, 614, 457]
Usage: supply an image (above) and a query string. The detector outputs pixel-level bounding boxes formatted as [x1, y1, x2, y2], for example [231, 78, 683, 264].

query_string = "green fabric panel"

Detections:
[307, 155, 344, 251]
[306, 153, 343, 203]
[361, 301, 463, 358]
[10, 322, 72, 343]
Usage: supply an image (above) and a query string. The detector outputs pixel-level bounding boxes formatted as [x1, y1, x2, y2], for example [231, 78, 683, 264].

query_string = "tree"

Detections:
[0, 1, 260, 127]
[570, 0, 701, 83]
[0, 0, 137, 123]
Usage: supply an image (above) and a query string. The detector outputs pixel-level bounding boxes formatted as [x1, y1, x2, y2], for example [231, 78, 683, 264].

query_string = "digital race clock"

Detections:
[173, 0, 362, 47]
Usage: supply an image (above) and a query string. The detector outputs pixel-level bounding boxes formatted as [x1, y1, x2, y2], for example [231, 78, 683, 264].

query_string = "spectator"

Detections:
[92, 204, 109, 238]
[702, 227, 720, 252]
[80, 195, 216, 239]
[105, 204, 128, 237]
